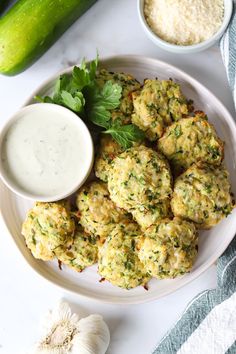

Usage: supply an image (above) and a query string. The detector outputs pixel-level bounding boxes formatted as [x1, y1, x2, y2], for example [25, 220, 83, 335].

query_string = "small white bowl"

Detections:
[0, 103, 94, 202]
[138, 0, 233, 54]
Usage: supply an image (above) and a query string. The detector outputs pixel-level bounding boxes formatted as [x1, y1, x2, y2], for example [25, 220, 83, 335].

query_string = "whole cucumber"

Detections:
[0, 0, 97, 75]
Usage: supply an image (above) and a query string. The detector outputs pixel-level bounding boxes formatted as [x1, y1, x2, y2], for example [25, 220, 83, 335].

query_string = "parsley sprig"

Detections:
[35, 56, 144, 149]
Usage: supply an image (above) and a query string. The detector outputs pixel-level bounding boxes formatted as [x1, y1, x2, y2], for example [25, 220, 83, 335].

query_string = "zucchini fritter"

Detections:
[76, 181, 130, 242]
[95, 135, 125, 182]
[108, 145, 172, 212]
[132, 199, 172, 231]
[139, 218, 198, 279]
[132, 79, 191, 141]
[171, 164, 234, 228]
[55, 226, 98, 272]
[158, 115, 224, 174]
[98, 223, 150, 289]
[21, 202, 75, 261]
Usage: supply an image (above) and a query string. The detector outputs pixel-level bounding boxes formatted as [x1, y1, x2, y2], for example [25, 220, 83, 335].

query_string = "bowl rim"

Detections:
[0, 103, 94, 202]
[138, 0, 233, 53]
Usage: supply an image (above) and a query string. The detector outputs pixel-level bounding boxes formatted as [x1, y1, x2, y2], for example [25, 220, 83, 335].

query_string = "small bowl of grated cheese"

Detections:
[138, 0, 233, 53]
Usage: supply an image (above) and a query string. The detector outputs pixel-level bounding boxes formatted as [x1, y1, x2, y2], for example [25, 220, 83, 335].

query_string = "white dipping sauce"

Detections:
[1, 104, 93, 199]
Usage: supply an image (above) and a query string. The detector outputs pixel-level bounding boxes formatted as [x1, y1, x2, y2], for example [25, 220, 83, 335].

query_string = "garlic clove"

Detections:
[72, 314, 110, 354]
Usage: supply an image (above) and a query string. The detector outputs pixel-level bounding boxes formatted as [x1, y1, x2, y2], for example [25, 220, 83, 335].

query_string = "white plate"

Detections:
[1, 55, 236, 304]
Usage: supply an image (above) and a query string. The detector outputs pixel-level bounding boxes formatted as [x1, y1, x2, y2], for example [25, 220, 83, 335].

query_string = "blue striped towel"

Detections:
[153, 238, 236, 354]
[153, 3, 236, 354]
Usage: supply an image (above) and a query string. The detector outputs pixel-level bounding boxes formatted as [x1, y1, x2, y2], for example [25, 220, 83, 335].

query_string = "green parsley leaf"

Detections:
[86, 80, 122, 127]
[72, 65, 93, 91]
[35, 55, 99, 109]
[56, 74, 72, 94]
[89, 54, 99, 80]
[35, 95, 54, 103]
[60, 91, 85, 112]
[98, 81, 122, 110]
[89, 105, 111, 128]
[104, 120, 145, 149]
[72, 55, 98, 91]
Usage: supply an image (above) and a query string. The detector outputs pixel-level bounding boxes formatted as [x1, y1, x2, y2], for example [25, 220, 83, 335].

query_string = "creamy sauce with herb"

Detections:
[1, 109, 90, 197]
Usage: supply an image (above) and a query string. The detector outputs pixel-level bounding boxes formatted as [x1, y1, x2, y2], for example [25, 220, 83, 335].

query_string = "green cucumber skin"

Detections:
[0, 0, 97, 75]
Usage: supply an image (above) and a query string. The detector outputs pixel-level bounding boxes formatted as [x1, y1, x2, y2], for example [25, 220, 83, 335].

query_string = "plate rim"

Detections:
[1, 54, 236, 304]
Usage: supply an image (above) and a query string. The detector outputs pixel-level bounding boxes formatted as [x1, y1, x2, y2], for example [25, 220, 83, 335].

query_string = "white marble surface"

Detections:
[0, 0, 234, 353]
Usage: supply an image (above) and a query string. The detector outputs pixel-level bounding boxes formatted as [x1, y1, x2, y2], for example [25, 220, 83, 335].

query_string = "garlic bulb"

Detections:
[72, 315, 110, 354]
[34, 301, 110, 354]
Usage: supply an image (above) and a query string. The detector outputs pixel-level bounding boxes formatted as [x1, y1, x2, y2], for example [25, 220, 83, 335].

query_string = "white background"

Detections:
[0, 1, 235, 353]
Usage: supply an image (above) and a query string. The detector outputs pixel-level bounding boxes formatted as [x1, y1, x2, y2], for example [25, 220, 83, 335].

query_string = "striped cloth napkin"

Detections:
[153, 238, 236, 354]
[153, 3, 236, 354]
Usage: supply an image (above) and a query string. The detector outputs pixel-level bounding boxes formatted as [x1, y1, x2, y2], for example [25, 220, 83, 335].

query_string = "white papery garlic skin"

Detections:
[73, 314, 110, 354]
[34, 301, 110, 354]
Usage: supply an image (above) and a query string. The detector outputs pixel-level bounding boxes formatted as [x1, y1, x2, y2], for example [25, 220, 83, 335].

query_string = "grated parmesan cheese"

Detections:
[144, 0, 224, 45]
